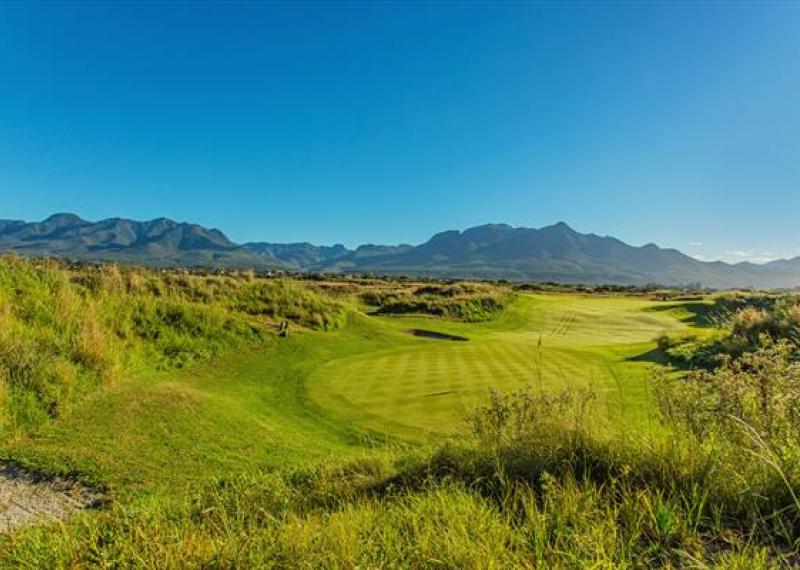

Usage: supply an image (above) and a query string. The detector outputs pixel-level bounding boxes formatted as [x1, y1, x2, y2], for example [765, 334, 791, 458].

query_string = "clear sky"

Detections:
[1, 2, 799, 262]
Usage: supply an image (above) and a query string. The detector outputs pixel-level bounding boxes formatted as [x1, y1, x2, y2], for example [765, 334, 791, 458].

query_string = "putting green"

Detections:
[308, 294, 690, 438]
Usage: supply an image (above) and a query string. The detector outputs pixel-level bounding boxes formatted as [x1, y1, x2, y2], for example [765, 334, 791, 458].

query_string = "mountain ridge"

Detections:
[0, 213, 281, 269]
[0, 214, 798, 289]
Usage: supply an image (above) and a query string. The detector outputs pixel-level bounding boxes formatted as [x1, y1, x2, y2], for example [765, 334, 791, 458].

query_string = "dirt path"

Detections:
[0, 462, 103, 533]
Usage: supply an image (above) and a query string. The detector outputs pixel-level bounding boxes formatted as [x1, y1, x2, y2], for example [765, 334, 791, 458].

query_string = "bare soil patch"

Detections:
[0, 462, 104, 533]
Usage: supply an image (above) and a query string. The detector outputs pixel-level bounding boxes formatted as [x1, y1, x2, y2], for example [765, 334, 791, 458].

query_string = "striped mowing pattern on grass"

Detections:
[308, 294, 691, 438]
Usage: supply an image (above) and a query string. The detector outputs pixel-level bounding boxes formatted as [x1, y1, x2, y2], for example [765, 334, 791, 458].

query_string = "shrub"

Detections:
[656, 342, 800, 459]
[656, 293, 800, 369]
[369, 287, 512, 322]
[471, 384, 595, 448]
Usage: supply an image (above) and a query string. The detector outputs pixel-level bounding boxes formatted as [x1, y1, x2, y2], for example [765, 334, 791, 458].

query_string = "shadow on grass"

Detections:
[626, 346, 694, 370]
[646, 301, 719, 327]
[405, 329, 469, 342]
[627, 347, 670, 366]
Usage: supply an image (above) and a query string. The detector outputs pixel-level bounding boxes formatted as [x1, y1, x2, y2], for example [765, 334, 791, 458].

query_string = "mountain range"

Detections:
[1, 213, 798, 289]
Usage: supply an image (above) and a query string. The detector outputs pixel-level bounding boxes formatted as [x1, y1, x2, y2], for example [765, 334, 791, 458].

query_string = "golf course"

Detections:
[309, 294, 688, 438]
[3, 291, 690, 493]
[0, 260, 796, 567]
[5, 0, 800, 565]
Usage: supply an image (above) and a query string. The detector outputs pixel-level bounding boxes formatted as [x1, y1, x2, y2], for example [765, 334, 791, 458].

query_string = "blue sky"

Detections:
[1, 2, 799, 262]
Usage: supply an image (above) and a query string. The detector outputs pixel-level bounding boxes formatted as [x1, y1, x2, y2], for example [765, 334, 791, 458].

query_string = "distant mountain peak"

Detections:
[541, 221, 575, 233]
[473, 222, 513, 231]
[44, 212, 86, 225]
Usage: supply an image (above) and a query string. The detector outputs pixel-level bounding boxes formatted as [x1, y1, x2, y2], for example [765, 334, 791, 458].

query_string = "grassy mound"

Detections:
[363, 282, 513, 322]
[0, 257, 347, 435]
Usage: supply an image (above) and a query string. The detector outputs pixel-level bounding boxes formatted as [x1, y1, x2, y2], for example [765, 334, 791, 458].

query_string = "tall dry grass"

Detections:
[0, 257, 349, 434]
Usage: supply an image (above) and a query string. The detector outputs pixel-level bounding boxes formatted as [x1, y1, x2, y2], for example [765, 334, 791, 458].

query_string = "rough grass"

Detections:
[2, 379, 795, 568]
[0, 256, 348, 436]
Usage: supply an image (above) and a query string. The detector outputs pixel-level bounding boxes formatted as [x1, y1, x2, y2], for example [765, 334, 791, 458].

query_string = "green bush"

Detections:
[366, 284, 513, 322]
[657, 342, 800, 460]
[656, 293, 800, 369]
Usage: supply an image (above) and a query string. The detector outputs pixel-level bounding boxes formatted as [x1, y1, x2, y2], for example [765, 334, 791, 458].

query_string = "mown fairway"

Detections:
[309, 294, 689, 437]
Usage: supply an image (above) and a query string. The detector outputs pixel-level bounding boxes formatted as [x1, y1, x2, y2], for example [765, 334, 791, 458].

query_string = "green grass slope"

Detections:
[1, 316, 387, 497]
[309, 294, 690, 437]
